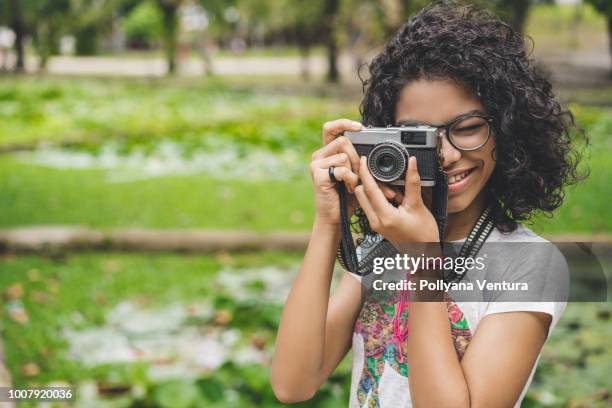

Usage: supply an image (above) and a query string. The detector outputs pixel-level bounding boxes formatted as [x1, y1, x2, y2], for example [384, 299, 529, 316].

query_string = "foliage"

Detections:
[584, 0, 612, 16]
[0, 251, 352, 407]
[0, 252, 610, 407]
[122, 1, 163, 48]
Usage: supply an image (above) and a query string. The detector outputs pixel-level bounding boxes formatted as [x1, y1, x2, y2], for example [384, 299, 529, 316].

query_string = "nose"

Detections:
[441, 133, 462, 169]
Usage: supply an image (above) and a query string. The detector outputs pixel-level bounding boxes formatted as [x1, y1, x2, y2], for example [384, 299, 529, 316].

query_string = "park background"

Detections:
[0, 0, 611, 407]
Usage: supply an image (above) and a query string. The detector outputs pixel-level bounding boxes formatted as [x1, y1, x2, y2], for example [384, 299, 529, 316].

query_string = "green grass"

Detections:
[0, 76, 610, 233]
[530, 104, 612, 235]
[0, 76, 356, 151]
[0, 156, 315, 231]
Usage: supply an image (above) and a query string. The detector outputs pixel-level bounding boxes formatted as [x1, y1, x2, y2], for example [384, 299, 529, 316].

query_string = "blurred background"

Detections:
[0, 0, 610, 407]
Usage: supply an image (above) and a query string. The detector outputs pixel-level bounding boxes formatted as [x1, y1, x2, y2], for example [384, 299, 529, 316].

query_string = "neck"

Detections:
[444, 190, 487, 241]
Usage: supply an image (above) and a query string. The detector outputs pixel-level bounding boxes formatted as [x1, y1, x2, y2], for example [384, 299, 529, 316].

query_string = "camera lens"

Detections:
[368, 141, 408, 182]
[377, 154, 395, 173]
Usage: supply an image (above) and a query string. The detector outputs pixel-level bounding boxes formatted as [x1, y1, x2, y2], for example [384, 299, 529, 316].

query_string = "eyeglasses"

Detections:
[438, 113, 494, 151]
[399, 112, 494, 151]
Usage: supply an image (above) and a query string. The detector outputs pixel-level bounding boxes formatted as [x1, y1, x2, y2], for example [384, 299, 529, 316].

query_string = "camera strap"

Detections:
[336, 180, 360, 273]
[335, 168, 494, 279]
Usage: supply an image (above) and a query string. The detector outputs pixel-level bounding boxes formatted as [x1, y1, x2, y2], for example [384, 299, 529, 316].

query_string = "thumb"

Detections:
[402, 156, 423, 209]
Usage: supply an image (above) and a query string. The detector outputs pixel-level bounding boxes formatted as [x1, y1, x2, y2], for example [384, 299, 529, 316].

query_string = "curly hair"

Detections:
[354, 0, 586, 240]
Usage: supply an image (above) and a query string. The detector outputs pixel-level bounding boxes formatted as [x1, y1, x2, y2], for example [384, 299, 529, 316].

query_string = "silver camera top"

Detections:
[344, 125, 438, 148]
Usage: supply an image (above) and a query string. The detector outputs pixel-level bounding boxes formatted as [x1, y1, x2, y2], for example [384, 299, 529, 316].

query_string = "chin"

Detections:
[447, 197, 472, 214]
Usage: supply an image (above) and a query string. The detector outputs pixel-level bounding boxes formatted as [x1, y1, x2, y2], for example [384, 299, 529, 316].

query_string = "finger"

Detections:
[359, 156, 394, 214]
[402, 156, 423, 208]
[311, 152, 350, 174]
[322, 119, 363, 145]
[312, 136, 360, 173]
[354, 185, 379, 228]
[421, 187, 433, 209]
[394, 191, 405, 205]
[378, 182, 399, 202]
[329, 166, 359, 193]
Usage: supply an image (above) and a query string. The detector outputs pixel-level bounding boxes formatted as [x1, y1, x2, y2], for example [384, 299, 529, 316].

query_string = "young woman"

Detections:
[271, 2, 583, 407]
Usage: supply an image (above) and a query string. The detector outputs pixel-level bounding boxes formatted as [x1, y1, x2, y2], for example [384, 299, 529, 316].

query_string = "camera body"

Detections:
[344, 125, 440, 186]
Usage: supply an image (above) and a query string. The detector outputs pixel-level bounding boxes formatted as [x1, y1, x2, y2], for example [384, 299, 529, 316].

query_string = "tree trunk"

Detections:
[158, 2, 179, 76]
[323, 0, 340, 83]
[608, 16, 612, 77]
[199, 33, 213, 76]
[36, 23, 52, 72]
[510, 0, 529, 34]
[8, 0, 26, 72]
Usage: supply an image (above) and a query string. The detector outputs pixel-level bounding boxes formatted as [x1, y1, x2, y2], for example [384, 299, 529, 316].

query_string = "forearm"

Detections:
[407, 300, 470, 408]
[271, 217, 341, 396]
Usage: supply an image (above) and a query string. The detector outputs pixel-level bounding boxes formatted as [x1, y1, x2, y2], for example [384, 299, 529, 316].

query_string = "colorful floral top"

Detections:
[347, 225, 567, 408]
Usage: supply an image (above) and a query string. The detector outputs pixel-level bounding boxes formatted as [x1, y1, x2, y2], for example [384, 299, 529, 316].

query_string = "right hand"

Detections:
[310, 119, 363, 226]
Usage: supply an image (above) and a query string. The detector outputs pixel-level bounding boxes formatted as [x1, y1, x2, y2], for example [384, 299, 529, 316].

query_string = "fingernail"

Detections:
[352, 121, 363, 129]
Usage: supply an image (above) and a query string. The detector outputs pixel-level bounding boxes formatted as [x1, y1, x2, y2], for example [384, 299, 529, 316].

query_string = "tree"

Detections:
[323, 0, 340, 82]
[585, 0, 612, 75]
[492, 0, 531, 34]
[264, 0, 324, 79]
[68, 0, 139, 56]
[196, 0, 239, 76]
[154, 0, 182, 75]
[5, 0, 27, 72]
[31, 0, 71, 70]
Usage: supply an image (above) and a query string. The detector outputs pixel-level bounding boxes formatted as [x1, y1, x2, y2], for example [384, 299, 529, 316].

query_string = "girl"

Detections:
[271, 2, 583, 407]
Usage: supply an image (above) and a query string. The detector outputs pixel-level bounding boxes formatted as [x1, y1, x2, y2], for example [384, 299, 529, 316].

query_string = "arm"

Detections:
[407, 304, 551, 408]
[270, 220, 363, 402]
[270, 119, 364, 403]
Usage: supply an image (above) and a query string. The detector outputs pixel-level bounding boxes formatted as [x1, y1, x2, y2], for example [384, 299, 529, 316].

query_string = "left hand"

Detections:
[354, 155, 439, 245]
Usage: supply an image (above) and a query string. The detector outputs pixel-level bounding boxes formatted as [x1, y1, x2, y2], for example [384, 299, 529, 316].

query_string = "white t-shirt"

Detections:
[346, 224, 567, 408]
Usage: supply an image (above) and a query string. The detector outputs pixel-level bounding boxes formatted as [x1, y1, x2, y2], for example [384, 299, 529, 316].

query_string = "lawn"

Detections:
[0, 77, 610, 234]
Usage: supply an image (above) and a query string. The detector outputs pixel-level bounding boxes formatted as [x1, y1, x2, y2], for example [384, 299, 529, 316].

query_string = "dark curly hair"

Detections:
[354, 0, 586, 240]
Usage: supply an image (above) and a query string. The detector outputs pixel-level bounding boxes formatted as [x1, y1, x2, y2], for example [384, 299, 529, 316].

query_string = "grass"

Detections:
[0, 77, 610, 234]
[0, 76, 356, 151]
[0, 157, 314, 231]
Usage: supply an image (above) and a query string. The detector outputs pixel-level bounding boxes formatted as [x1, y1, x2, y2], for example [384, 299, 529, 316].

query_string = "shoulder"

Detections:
[486, 224, 567, 272]
[487, 224, 548, 243]
[482, 224, 568, 338]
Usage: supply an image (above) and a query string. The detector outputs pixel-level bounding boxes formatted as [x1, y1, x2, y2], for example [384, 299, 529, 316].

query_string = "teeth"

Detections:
[449, 169, 472, 185]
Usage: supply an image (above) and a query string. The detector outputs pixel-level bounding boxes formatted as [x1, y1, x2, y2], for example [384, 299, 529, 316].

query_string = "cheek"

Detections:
[480, 141, 497, 180]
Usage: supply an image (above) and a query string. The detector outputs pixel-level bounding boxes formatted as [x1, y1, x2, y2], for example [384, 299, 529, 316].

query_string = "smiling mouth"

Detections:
[448, 168, 475, 185]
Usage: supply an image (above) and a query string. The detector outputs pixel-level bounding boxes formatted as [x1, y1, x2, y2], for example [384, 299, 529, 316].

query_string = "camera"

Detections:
[344, 125, 441, 186]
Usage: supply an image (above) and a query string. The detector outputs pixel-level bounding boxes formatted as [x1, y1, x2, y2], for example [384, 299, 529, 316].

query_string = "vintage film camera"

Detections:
[344, 125, 441, 186]
[336, 124, 448, 275]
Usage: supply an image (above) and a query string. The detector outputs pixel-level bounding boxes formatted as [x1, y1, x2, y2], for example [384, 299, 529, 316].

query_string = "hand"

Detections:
[310, 119, 362, 226]
[354, 155, 439, 245]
